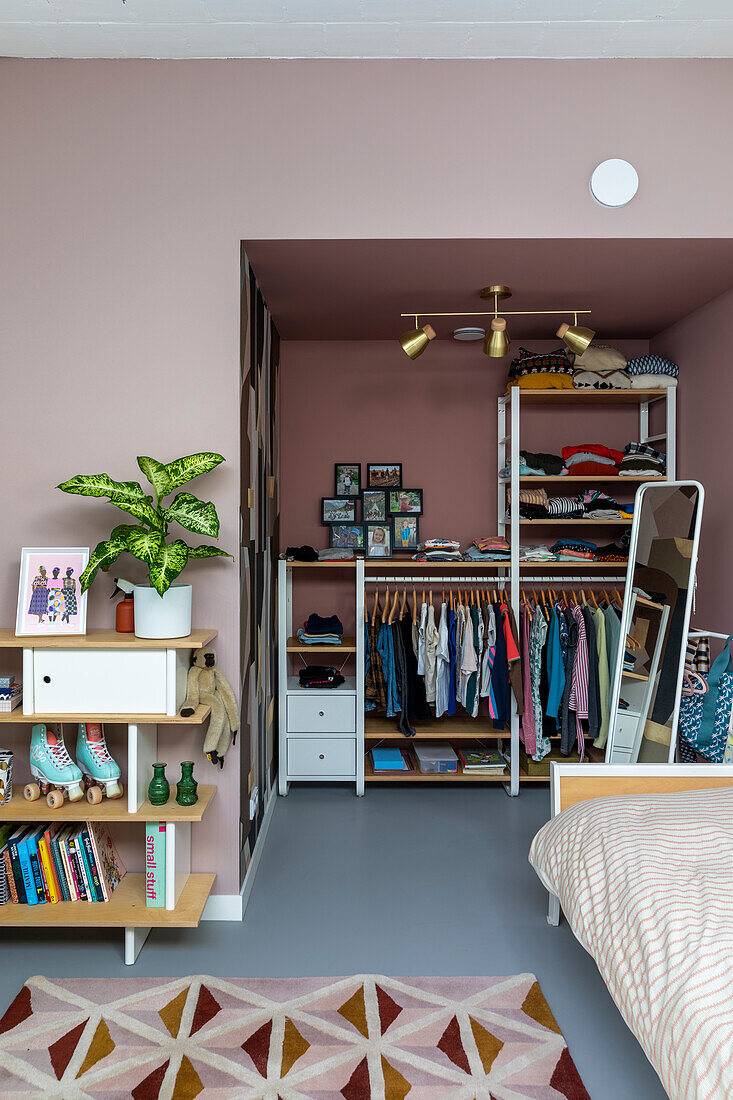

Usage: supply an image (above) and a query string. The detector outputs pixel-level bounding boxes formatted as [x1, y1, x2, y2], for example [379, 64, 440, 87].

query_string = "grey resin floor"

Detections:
[0, 784, 666, 1099]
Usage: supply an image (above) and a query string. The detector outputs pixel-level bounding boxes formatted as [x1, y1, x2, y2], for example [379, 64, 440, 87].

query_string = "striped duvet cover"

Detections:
[529, 788, 733, 1100]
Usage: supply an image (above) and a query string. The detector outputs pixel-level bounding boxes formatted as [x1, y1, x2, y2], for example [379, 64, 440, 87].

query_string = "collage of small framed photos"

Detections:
[320, 463, 423, 557]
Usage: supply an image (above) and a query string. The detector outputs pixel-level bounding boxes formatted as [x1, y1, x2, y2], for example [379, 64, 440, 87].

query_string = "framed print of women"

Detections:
[16, 547, 89, 636]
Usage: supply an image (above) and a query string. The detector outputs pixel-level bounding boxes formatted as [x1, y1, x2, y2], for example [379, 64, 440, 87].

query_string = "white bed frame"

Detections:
[545, 762, 733, 926]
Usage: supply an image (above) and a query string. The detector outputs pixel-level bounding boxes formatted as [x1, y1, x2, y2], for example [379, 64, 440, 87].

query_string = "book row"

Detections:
[0, 820, 126, 905]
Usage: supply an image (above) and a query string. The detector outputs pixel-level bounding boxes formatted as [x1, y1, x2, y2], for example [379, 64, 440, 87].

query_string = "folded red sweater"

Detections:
[566, 461, 619, 476]
[562, 442, 625, 464]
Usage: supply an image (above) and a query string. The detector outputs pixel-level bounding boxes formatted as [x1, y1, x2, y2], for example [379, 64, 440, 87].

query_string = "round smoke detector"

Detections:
[590, 159, 639, 208]
[453, 327, 486, 341]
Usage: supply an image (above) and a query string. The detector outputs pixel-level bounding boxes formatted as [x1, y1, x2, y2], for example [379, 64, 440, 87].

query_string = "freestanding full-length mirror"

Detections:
[605, 481, 704, 764]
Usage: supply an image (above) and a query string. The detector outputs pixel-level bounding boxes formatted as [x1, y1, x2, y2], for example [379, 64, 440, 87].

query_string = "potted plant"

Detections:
[57, 452, 230, 639]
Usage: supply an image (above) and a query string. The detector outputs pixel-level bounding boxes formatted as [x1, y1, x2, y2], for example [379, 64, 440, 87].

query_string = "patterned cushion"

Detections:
[626, 353, 679, 378]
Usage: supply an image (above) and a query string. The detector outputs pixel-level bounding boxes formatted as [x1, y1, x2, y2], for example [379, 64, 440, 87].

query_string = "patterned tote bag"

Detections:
[679, 634, 733, 763]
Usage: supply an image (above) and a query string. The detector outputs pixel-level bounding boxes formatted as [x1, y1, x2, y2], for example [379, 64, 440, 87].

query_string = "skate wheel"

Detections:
[47, 790, 64, 809]
[68, 783, 85, 803]
[24, 782, 41, 802]
[107, 782, 123, 800]
[86, 785, 103, 805]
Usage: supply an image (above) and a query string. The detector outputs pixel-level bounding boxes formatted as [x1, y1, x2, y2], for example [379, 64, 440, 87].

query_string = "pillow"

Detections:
[573, 369, 631, 390]
[573, 343, 627, 372]
[629, 373, 678, 389]
[626, 353, 678, 378]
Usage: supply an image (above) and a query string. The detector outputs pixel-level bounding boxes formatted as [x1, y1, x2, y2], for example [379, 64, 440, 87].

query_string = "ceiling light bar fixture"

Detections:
[398, 284, 594, 359]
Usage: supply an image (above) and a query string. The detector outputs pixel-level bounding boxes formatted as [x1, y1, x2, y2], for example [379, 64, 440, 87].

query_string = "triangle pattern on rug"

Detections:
[551, 1046, 592, 1100]
[341, 1055, 370, 1099]
[190, 984, 221, 1036]
[521, 981, 561, 1034]
[76, 1018, 114, 1079]
[376, 984, 403, 1035]
[159, 987, 190, 1038]
[0, 985, 33, 1036]
[171, 1054, 204, 1100]
[281, 1017, 310, 1076]
[132, 1058, 170, 1100]
[438, 1015, 470, 1074]
[469, 1015, 504, 1075]
[338, 984, 368, 1037]
[242, 1018, 272, 1077]
[382, 1055, 411, 1100]
[49, 1019, 88, 1080]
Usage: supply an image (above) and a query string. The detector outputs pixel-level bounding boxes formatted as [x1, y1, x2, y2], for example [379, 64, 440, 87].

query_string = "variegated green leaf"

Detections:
[124, 526, 164, 565]
[137, 456, 171, 499]
[148, 539, 189, 596]
[79, 537, 128, 592]
[161, 452, 224, 495]
[187, 544, 232, 559]
[164, 492, 220, 537]
[57, 473, 161, 528]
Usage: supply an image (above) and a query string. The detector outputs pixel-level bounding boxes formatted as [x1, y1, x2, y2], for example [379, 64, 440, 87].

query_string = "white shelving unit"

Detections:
[496, 386, 676, 783]
[278, 558, 365, 796]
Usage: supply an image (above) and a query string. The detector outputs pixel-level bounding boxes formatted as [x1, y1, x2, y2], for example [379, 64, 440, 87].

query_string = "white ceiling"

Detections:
[3, 1, 733, 59]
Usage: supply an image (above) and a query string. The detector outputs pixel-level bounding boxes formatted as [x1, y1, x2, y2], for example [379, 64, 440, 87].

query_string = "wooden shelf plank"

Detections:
[623, 670, 649, 681]
[0, 872, 215, 928]
[519, 562, 627, 570]
[365, 562, 508, 570]
[285, 561, 356, 568]
[635, 597, 665, 611]
[0, 785, 217, 823]
[0, 629, 217, 650]
[286, 636, 356, 652]
[365, 760, 508, 783]
[513, 388, 669, 405]
[519, 519, 629, 525]
[502, 475, 665, 484]
[0, 705, 211, 725]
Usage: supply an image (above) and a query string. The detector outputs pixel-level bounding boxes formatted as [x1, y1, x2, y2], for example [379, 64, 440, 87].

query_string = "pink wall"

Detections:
[2, 57, 733, 896]
[651, 287, 733, 633]
[280, 339, 648, 631]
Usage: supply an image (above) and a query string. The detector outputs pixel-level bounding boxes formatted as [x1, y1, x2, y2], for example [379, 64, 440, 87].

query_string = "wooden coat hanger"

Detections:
[388, 588, 400, 624]
[614, 589, 623, 606]
[382, 586, 390, 623]
[590, 589, 598, 609]
[371, 587, 380, 624]
[571, 589, 578, 605]
[412, 588, 418, 625]
[399, 586, 407, 619]
[429, 588, 433, 607]
[449, 587, 454, 610]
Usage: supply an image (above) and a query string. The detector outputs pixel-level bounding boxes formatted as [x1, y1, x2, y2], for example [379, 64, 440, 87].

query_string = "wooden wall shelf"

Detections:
[0, 628, 217, 649]
[0, 785, 216, 823]
[0, 705, 211, 725]
[513, 388, 669, 405]
[286, 636, 356, 652]
[0, 872, 215, 928]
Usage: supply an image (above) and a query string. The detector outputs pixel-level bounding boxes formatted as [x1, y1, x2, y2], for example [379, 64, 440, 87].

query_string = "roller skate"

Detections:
[24, 724, 84, 809]
[76, 723, 123, 805]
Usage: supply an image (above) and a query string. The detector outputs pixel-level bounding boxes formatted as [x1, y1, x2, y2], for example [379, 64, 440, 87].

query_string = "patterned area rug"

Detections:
[0, 973, 589, 1098]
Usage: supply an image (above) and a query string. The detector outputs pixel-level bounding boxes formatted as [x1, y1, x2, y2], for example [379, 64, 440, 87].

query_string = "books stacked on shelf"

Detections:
[369, 747, 414, 775]
[145, 823, 166, 908]
[0, 676, 22, 712]
[0, 821, 125, 905]
[457, 748, 506, 773]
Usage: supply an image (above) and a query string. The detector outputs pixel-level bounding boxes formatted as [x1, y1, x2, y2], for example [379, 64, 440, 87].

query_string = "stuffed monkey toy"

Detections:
[180, 646, 239, 767]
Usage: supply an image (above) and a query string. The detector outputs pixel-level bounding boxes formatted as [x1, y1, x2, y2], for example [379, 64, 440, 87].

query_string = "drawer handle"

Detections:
[43, 675, 51, 684]
[319, 711, 324, 717]
[319, 754, 325, 760]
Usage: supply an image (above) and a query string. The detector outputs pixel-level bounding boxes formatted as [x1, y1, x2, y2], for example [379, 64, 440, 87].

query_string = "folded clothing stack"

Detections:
[519, 544, 556, 561]
[550, 538, 597, 561]
[464, 537, 510, 562]
[576, 489, 623, 519]
[507, 488, 549, 508]
[623, 650, 637, 671]
[618, 442, 666, 477]
[298, 665, 345, 689]
[318, 547, 355, 561]
[595, 542, 629, 562]
[562, 442, 625, 477]
[572, 344, 630, 390]
[414, 539, 462, 561]
[296, 612, 344, 646]
[506, 347, 575, 391]
[626, 353, 678, 389]
[545, 495, 584, 519]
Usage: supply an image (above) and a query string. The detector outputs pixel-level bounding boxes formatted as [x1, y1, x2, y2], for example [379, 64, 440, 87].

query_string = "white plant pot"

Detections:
[133, 584, 192, 640]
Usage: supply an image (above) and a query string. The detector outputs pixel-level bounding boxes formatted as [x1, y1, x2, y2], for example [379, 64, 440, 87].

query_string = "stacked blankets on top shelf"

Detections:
[571, 343, 630, 389]
[626, 353, 679, 389]
[297, 613, 344, 646]
[505, 347, 575, 391]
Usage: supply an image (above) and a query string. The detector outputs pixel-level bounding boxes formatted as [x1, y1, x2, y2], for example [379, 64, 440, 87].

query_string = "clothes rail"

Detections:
[365, 575, 627, 584]
[689, 631, 729, 640]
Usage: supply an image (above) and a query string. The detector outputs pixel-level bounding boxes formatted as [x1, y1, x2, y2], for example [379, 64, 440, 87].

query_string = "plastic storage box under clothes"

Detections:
[413, 743, 458, 774]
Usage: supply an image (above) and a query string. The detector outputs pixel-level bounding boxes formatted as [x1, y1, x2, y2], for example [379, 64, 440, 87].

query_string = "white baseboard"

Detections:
[201, 776, 278, 922]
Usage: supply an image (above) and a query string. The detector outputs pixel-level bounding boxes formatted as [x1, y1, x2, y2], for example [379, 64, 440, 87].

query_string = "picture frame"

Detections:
[334, 463, 361, 498]
[365, 522, 393, 559]
[392, 515, 420, 552]
[388, 488, 423, 515]
[321, 497, 357, 524]
[329, 524, 365, 550]
[16, 547, 90, 636]
[361, 489, 387, 522]
[367, 463, 402, 489]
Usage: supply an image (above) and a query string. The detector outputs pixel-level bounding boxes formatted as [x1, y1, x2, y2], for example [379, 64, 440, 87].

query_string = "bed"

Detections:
[529, 764, 733, 1100]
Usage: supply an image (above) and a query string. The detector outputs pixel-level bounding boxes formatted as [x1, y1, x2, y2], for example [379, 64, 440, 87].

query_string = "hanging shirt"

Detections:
[480, 601, 498, 706]
[520, 606, 537, 754]
[491, 603, 511, 728]
[454, 605, 466, 703]
[376, 621, 401, 717]
[435, 603, 451, 718]
[459, 606, 479, 710]
[582, 605, 601, 742]
[560, 610, 579, 756]
[471, 605, 484, 718]
[568, 605, 589, 758]
[503, 604, 524, 715]
[423, 603, 440, 704]
[592, 605, 611, 749]
[417, 602, 428, 675]
[603, 603, 622, 711]
[531, 611, 550, 761]
[545, 607, 565, 721]
[447, 606, 457, 716]
[365, 617, 387, 711]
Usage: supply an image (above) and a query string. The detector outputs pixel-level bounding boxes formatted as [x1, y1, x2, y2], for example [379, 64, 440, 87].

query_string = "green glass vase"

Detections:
[148, 762, 170, 806]
[176, 761, 198, 806]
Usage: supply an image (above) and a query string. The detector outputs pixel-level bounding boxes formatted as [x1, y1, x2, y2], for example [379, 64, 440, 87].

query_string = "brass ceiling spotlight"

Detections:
[398, 285, 591, 361]
[399, 319, 436, 360]
[556, 317, 595, 357]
